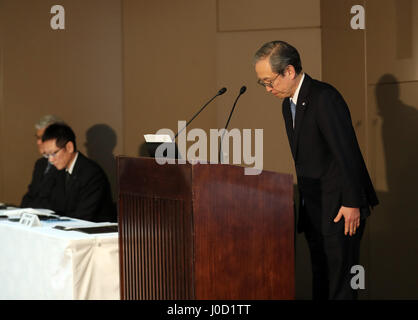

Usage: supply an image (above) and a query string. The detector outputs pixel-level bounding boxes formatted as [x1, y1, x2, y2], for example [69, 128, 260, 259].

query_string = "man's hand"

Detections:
[333, 206, 360, 236]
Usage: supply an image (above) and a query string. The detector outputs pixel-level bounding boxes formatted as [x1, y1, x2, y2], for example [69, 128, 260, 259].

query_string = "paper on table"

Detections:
[0, 207, 55, 218]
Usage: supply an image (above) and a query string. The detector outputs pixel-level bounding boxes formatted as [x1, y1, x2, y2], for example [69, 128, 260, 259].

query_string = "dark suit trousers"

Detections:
[304, 219, 365, 300]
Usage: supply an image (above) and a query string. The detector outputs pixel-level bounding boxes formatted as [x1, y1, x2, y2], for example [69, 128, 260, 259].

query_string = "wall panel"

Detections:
[217, 0, 320, 31]
[122, 0, 218, 159]
[366, 0, 418, 84]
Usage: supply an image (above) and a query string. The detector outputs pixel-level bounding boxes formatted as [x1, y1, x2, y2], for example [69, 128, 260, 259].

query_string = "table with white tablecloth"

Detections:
[0, 211, 120, 300]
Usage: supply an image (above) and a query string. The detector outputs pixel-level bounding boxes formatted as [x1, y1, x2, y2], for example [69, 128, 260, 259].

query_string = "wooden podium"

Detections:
[117, 156, 294, 300]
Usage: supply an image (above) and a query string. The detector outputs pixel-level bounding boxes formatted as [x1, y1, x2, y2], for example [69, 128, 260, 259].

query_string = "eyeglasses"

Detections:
[43, 148, 64, 159]
[257, 73, 281, 88]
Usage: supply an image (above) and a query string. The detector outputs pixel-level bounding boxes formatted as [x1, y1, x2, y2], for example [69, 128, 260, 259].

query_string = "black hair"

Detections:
[42, 123, 77, 151]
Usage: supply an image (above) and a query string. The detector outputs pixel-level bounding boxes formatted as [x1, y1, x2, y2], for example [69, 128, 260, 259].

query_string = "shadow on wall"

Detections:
[85, 124, 117, 201]
[371, 74, 418, 299]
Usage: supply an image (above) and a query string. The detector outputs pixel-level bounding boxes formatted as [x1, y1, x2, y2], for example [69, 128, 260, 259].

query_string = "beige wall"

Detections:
[365, 0, 418, 299]
[217, 0, 320, 31]
[322, 0, 418, 299]
[0, 0, 123, 203]
[122, 0, 218, 159]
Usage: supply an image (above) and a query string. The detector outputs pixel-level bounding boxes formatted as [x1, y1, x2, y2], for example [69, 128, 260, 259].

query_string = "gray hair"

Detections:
[254, 40, 302, 75]
[35, 114, 64, 130]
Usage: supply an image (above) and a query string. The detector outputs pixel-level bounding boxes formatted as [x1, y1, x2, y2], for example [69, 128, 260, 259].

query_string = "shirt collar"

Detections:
[66, 152, 79, 175]
[290, 72, 305, 106]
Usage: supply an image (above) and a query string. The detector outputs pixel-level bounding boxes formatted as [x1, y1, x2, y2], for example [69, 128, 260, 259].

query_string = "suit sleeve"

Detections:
[316, 88, 368, 208]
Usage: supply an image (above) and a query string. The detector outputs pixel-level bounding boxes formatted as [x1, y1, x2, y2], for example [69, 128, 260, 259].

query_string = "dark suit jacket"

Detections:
[21, 157, 57, 208]
[282, 74, 379, 235]
[49, 152, 116, 222]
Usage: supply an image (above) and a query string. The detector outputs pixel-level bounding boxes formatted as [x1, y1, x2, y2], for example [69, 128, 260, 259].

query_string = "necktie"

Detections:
[65, 171, 71, 191]
[290, 100, 296, 128]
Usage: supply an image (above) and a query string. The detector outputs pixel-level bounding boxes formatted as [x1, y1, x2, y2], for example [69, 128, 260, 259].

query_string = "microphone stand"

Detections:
[219, 86, 247, 163]
[174, 88, 227, 141]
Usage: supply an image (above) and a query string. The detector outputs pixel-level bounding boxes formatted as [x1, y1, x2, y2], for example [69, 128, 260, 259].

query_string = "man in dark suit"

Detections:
[41, 123, 116, 222]
[21, 115, 63, 208]
[254, 41, 378, 300]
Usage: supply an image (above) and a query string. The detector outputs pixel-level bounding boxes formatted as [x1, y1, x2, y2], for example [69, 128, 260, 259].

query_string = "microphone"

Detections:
[219, 86, 247, 163]
[174, 87, 227, 140]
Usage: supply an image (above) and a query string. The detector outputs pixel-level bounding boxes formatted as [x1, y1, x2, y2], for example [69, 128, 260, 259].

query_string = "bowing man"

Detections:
[254, 41, 378, 300]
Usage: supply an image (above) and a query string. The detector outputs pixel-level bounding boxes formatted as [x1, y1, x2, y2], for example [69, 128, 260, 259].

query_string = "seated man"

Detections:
[41, 123, 116, 222]
[21, 115, 63, 208]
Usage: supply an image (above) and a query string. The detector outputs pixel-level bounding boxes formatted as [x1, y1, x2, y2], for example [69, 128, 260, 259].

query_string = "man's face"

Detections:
[42, 139, 74, 170]
[255, 58, 297, 99]
[35, 128, 46, 155]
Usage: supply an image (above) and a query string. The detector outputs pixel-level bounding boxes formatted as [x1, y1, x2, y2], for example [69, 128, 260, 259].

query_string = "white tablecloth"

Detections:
[0, 215, 120, 300]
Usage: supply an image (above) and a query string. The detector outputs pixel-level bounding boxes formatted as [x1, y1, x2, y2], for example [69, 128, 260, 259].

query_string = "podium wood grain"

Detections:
[117, 157, 294, 299]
